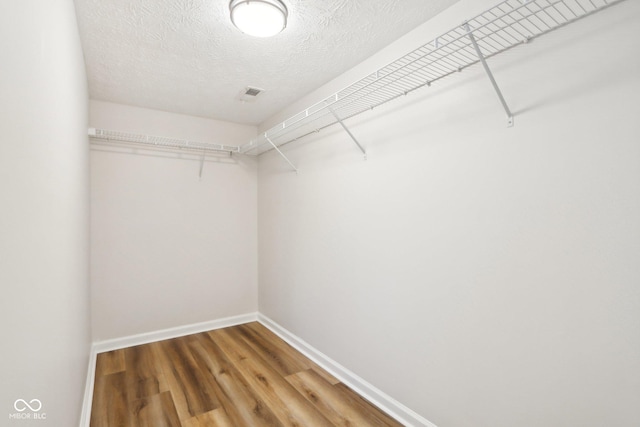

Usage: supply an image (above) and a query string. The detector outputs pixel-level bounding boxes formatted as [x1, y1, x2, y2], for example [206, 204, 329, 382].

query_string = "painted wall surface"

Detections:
[258, 1, 640, 426]
[0, 1, 91, 426]
[90, 101, 258, 341]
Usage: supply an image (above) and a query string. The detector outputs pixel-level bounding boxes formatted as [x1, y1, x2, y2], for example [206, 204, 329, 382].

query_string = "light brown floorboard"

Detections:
[189, 333, 284, 426]
[124, 343, 169, 399]
[208, 328, 335, 426]
[90, 322, 403, 427]
[287, 369, 401, 427]
[95, 349, 126, 377]
[129, 391, 181, 427]
[244, 322, 341, 385]
[235, 323, 316, 377]
[182, 408, 236, 427]
[91, 371, 130, 427]
[154, 337, 221, 421]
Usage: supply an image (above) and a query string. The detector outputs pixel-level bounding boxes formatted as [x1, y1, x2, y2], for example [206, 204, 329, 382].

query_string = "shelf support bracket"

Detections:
[464, 23, 514, 127]
[265, 135, 298, 173]
[328, 106, 367, 160]
[199, 150, 205, 179]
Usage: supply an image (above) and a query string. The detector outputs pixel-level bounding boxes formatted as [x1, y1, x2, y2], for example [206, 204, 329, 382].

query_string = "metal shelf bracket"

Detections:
[199, 150, 206, 179]
[328, 106, 367, 160]
[464, 22, 514, 127]
[266, 135, 298, 173]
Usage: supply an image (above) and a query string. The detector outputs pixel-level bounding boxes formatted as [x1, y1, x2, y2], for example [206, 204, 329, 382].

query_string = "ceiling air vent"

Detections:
[237, 86, 264, 103]
[245, 87, 262, 96]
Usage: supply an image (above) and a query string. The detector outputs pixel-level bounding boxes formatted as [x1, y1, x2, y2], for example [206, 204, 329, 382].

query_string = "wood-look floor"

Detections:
[90, 322, 403, 426]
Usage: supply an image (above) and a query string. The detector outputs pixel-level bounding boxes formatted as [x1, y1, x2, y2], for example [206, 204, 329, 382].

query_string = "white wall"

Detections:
[258, 1, 640, 426]
[0, 1, 91, 426]
[90, 101, 258, 341]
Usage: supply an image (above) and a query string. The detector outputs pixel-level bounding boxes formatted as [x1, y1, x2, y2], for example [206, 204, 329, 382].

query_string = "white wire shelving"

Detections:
[88, 0, 626, 170]
[88, 128, 239, 154]
[238, 0, 625, 161]
[88, 128, 239, 177]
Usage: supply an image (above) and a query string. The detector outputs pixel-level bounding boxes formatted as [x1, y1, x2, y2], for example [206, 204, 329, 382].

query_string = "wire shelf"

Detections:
[88, 128, 240, 154]
[239, 0, 624, 156]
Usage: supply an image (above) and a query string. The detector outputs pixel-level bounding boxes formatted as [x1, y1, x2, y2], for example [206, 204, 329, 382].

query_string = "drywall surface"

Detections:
[90, 101, 258, 341]
[258, 1, 640, 426]
[0, 1, 91, 426]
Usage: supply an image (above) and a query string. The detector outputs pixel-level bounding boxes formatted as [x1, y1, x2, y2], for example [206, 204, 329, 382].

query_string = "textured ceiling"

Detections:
[75, 0, 460, 125]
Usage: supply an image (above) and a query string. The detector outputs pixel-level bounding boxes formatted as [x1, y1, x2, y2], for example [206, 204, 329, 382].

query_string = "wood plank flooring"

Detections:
[91, 322, 404, 427]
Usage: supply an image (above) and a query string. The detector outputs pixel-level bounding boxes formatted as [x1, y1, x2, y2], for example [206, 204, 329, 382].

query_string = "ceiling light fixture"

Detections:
[229, 0, 288, 38]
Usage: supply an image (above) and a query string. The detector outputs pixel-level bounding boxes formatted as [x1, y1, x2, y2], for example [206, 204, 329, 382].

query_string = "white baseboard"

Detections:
[79, 345, 97, 427]
[92, 312, 258, 354]
[257, 313, 437, 427]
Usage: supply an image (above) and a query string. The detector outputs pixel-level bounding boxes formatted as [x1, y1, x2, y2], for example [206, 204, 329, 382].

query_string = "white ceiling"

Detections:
[75, 0, 460, 125]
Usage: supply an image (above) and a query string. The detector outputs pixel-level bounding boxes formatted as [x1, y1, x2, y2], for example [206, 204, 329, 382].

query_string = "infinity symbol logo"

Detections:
[14, 399, 42, 412]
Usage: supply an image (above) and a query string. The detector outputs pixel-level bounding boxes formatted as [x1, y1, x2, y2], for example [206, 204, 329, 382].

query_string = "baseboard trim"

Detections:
[79, 345, 97, 427]
[92, 312, 258, 354]
[257, 313, 437, 427]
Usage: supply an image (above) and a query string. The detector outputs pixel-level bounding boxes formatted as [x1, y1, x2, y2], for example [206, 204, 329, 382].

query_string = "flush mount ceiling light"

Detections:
[229, 0, 288, 38]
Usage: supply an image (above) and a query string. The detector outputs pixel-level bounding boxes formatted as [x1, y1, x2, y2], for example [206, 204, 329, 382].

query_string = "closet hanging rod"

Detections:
[88, 128, 240, 154]
[239, 0, 626, 157]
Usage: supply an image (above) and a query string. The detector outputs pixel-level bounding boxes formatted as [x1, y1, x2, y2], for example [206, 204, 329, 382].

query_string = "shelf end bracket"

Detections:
[328, 106, 367, 160]
[464, 23, 514, 127]
[265, 135, 298, 173]
[199, 150, 205, 179]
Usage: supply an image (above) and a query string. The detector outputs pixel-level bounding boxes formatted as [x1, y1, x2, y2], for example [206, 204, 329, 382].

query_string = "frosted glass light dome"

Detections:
[230, 0, 288, 38]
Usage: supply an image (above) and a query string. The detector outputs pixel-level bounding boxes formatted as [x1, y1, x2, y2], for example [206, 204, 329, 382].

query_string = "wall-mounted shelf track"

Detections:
[88, 128, 239, 155]
[238, 0, 625, 159]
